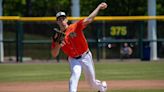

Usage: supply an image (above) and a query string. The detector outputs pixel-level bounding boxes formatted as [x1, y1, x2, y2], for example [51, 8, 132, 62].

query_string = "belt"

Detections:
[74, 51, 89, 59]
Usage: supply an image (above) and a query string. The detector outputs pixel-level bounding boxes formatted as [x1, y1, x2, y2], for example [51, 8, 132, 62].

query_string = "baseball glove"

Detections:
[52, 28, 66, 44]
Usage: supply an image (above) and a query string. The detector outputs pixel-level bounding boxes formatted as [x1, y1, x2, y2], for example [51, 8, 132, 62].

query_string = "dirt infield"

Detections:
[0, 80, 164, 92]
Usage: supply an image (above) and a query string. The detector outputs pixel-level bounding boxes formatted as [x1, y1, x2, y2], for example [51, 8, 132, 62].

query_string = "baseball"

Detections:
[108, 44, 112, 48]
[100, 2, 108, 10]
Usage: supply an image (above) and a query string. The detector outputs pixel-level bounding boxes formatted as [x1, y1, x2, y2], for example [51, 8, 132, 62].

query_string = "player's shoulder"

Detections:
[72, 19, 84, 25]
[68, 20, 81, 27]
[68, 19, 85, 29]
[68, 23, 76, 28]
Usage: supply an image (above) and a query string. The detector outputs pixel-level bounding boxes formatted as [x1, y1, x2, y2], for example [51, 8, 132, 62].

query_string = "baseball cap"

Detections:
[56, 12, 66, 19]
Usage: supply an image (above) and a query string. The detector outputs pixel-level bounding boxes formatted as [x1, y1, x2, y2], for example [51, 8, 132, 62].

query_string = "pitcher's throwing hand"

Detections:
[99, 2, 108, 10]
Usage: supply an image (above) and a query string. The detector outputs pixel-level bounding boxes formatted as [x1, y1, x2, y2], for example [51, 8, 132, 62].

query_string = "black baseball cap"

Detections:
[56, 12, 66, 19]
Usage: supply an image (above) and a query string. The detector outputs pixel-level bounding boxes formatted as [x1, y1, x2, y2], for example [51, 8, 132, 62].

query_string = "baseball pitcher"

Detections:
[51, 2, 108, 92]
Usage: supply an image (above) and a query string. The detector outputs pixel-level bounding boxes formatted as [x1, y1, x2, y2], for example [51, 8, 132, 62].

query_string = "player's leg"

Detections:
[81, 51, 107, 91]
[68, 57, 82, 92]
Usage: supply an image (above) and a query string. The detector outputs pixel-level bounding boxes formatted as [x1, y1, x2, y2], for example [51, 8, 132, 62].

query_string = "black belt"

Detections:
[74, 51, 89, 59]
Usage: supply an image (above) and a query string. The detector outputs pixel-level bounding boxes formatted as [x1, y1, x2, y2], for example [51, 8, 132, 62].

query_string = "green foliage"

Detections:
[3, 0, 71, 16]
[2, 0, 164, 16]
[104, 0, 147, 16]
[3, 0, 26, 16]
[157, 0, 164, 15]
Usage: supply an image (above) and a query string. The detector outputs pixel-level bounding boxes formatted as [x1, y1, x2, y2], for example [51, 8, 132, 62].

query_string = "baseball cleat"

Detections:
[98, 81, 107, 92]
[102, 81, 107, 92]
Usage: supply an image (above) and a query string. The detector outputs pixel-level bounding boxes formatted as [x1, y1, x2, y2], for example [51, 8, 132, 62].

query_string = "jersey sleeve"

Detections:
[76, 19, 87, 32]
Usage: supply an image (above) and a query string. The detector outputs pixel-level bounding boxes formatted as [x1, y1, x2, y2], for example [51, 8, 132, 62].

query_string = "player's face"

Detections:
[57, 16, 66, 21]
[57, 16, 68, 27]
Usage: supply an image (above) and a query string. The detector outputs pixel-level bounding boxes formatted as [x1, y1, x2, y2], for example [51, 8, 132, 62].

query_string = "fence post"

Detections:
[16, 21, 24, 62]
[138, 22, 144, 60]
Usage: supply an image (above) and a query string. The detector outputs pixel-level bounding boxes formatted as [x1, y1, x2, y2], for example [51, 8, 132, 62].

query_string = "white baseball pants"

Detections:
[68, 51, 106, 92]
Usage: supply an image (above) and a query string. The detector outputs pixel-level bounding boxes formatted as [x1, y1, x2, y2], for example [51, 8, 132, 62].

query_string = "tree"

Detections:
[2, 0, 164, 16]
[3, 0, 71, 16]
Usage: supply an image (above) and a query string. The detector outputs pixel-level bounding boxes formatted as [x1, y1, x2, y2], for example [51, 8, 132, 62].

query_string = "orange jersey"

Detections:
[51, 19, 88, 57]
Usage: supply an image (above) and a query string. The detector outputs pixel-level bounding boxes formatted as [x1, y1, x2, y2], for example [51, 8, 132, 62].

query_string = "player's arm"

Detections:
[51, 43, 61, 58]
[51, 28, 66, 57]
[83, 2, 107, 25]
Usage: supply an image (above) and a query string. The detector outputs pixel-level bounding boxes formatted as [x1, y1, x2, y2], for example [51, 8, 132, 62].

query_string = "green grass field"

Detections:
[0, 61, 164, 82]
[0, 61, 164, 92]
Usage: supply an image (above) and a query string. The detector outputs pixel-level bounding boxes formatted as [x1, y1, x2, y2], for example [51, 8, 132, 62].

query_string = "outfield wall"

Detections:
[0, 16, 164, 62]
